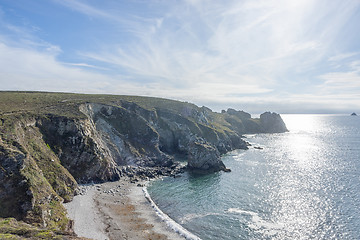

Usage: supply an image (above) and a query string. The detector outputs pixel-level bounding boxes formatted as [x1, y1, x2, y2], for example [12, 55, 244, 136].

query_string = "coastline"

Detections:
[64, 178, 190, 240]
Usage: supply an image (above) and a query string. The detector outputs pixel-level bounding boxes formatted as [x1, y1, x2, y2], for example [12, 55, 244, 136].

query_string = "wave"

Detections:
[227, 208, 284, 236]
[143, 185, 201, 240]
[179, 212, 223, 224]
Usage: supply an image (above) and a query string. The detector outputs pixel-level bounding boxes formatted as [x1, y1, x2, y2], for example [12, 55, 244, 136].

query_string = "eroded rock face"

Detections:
[187, 140, 225, 172]
[37, 115, 120, 183]
[0, 116, 76, 230]
[0, 146, 30, 219]
[80, 103, 174, 168]
[260, 112, 288, 133]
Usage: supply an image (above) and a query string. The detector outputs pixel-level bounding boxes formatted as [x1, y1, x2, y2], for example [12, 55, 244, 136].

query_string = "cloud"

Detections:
[53, 0, 115, 21]
[1, 0, 360, 113]
[0, 40, 114, 93]
[62, 62, 110, 71]
[328, 52, 360, 62]
[75, 0, 359, 88]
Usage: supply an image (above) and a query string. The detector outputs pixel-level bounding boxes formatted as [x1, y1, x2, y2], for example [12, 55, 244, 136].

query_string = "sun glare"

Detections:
[282, 114, 319, 133]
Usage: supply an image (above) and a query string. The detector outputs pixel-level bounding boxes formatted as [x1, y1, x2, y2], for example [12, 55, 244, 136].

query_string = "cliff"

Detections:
[0, 91, 287, 238]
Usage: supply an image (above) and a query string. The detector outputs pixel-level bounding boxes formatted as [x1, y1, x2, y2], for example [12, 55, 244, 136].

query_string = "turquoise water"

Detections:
[147, 115, 360, 239]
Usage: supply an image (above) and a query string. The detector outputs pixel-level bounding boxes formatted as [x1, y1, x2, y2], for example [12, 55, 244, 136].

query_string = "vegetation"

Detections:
[0, 91, 200, 118]
[0, 91, 254, 134]
[0, 218, 83, 239]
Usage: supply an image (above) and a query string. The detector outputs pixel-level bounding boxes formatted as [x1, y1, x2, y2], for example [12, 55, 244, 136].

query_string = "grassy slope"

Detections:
[0, 218, 87, 239]
[0, 91, 239, 133]
[0, 91, 197, 117]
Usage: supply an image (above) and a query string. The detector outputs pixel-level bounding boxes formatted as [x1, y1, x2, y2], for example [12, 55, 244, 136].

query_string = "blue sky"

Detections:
[1, 0, 360, 113]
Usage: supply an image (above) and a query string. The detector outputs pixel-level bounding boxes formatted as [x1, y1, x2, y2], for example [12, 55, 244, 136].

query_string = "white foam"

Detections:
[143, 185, 201, 240]
[227, 208, 284, 236]
[179, 212, 222, 224]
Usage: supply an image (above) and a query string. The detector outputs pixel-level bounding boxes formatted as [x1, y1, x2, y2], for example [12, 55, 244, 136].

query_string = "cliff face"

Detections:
[259, 112, 288, 133]
[0, 92, 288, 233]
[0, 114, 76, 231]
[78, 102, 248, 172]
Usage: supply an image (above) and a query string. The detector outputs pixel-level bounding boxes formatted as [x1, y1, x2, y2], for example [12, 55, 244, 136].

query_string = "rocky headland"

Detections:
[0, 91, 287, 239]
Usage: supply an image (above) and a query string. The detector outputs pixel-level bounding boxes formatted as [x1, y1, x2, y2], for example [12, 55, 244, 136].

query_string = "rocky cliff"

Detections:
[0, 91, 288, 237]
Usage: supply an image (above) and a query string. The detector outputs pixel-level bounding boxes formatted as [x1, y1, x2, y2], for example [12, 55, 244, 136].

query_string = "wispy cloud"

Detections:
[0, 40, 113, 93]
[319, 62, 360, 94]
[76, 0, 356, 79]
[1, 0, 360, 113]
[63, 62, 110, 71]
[328, 52, 360, 62]
[53, 0, 115, 21]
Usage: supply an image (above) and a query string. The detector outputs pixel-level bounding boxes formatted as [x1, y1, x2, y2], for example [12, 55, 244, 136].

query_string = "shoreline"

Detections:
[64, 177, 192, 240]
[142, 183, 201, 240]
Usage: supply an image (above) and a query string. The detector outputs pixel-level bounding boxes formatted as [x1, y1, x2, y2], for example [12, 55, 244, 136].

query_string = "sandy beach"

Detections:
[64, 178, 186, 240]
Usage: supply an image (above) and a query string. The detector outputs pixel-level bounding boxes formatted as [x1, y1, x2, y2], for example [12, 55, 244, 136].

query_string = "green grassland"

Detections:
[0, 217, 86, 239]
[0, 91, 201, 118]
[0, 90, 245, 135]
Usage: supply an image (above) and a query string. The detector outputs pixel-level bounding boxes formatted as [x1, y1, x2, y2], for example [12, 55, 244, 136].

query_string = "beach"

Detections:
[64, 178, 186, 240]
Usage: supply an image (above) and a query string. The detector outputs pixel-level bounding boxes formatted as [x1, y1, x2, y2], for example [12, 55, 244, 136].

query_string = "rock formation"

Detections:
[260, 112, 288, 133]
[0, 91, 288, 235]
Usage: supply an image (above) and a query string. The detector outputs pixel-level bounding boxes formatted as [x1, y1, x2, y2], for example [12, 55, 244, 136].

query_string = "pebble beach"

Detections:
[64, 178, 185, 240]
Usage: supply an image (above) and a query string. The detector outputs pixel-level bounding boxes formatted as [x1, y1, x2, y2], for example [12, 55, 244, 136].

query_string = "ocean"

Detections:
[147, 114, 360, 240]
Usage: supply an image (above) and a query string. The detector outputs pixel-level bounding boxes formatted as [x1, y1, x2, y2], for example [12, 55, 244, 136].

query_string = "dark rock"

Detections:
[187, 141, 225, 171]
[226, 108, 251, 119]
[260, 112, 288, 133]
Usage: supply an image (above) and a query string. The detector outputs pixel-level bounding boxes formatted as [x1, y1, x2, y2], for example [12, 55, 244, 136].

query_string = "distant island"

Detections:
[0, 91, 288, 239]
[351, 112, 357, 116]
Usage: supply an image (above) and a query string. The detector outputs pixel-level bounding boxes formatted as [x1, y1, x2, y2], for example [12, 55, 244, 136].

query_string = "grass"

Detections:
[0, 91, 260, 135]
[0, 218, 78, 239]
[0, 91, 197, 118]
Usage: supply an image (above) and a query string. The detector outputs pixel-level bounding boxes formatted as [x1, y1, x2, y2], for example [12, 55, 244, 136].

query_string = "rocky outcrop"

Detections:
[224, 108, 251, 119]
[37, 115, 120, 183]
[260, 112, 288, 133]
[0, 145, 30, 220]
[187, 140, 226, 171]
[80, 103, 173, 168]
[79, 103, 247, 173]
[0, 115, 76, 230]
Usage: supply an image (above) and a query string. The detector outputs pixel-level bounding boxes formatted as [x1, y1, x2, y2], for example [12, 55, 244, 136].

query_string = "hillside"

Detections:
[0, 91, 287, 239]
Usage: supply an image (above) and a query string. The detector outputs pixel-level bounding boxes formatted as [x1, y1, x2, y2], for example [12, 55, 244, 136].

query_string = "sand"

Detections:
[64, 178, 186, 240]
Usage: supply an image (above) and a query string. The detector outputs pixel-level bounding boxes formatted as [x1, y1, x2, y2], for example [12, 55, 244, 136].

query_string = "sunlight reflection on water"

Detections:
[149, 115, 359, 240]
[259, 114, 348, 239]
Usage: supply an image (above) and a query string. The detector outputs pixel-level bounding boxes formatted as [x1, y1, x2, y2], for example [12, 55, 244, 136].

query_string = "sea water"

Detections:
[147, 114, 360, 239]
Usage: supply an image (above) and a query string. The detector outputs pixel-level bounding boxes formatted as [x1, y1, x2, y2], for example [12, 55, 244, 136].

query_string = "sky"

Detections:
[0, 0, 360, 114]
